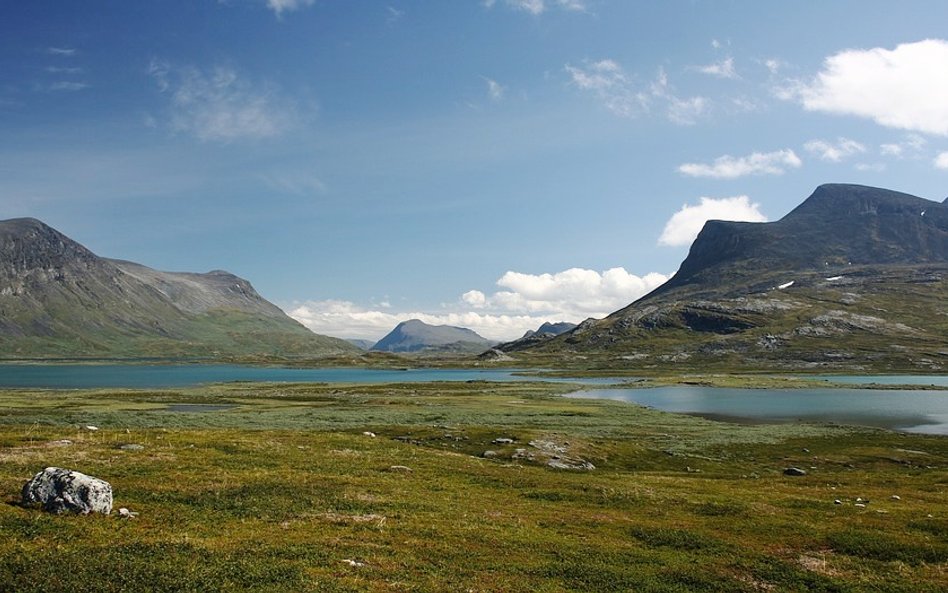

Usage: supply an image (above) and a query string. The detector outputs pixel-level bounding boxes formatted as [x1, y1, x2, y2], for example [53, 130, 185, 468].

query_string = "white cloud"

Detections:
[485, 0, 585, 14]
[47, 81, 90, 92]
[697, 57, 738, 79]
[667, 96, 707, 125]
[790, 39, 948, 136]
[935, 152, 948, 169]
[47, 47, 76, 56]
[763, 59, 784, 75]
[484, 77, 505, 101]
[854, 163, 886, 172]
[266, 0, 315, 17]
[804, 137, 866, 162]
[880, 134, 927, 158]
[148, 60, 297, 142]
[678, 149, 801, 179]
[288, 266, 669, 341]
[659, 196, 767, 247]
[567, 61, 707, 124]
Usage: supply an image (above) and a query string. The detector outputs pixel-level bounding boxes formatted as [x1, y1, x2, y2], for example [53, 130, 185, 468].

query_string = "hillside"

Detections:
[372, 319, 494, 354]
[519, 184, 948, 371]
[0, 218, 357, 359]
[496, 321, 578, 352]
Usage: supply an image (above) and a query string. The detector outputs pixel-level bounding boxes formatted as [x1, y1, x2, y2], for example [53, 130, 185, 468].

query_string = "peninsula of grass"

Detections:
[0, 381, 945, 592]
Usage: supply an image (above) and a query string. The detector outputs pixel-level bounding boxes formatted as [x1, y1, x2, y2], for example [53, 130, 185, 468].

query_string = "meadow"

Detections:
[0, 381, 945, 592]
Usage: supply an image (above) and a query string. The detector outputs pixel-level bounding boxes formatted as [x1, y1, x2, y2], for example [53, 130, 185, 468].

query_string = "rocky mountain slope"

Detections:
[0, 218, 357, 359]
[496, 321, 578, 352]
[518, 184, 948, 371]
[372, 319, 494, 354]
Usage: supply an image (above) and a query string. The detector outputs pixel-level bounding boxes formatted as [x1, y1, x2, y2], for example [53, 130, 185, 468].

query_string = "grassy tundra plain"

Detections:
[0, 380, 945, 592]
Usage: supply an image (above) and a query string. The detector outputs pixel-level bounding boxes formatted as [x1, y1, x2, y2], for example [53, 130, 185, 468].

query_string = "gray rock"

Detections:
[117, 443, 145, 451]
[482, 450, 498, 458]
[783, 467, 807, 476]
[492, 437, 515, 445]
[22, 467, 113, 515]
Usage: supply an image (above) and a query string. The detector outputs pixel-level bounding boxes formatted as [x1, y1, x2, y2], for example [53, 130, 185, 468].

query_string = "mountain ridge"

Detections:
[0, 217, 357, 359]
[517, 184, 948, 371]
[372, 319, 494, 354]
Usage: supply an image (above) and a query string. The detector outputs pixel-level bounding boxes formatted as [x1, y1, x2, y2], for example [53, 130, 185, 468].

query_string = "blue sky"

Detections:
[4, 1, 948, 340]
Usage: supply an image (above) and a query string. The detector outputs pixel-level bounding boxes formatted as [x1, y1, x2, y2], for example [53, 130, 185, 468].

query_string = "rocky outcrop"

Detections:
[21, 467, 113, 514]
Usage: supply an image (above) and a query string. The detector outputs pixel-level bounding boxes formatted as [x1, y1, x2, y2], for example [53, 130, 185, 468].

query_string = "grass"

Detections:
[0, 381, 945, 591]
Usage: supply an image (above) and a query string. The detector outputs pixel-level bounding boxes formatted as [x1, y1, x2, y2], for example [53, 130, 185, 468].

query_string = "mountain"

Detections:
[519, 184, 948, 371]
[346, 339, 376, 351]
[371, 319, 494, 354]
[497, 321, 578, 352]
[0, 218, 358, 359]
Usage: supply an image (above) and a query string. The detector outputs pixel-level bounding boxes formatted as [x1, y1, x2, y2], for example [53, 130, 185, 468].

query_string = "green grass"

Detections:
[0, 381, 945, 591]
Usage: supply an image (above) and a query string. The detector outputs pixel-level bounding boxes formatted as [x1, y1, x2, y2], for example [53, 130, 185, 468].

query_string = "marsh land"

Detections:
[0, 378, 945, 592]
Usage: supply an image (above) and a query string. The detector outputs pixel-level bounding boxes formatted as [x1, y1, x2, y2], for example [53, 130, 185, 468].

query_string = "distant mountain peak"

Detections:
[372, 319, 493, 354]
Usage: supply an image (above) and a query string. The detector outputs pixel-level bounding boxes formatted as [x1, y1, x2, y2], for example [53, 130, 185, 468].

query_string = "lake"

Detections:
[566, 386, 948, 435]
[0, 364, 609, 389]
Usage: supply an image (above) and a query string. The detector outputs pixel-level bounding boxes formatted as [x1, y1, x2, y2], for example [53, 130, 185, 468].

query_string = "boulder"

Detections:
[21, 467, 113, 515]
[783, 467, 807, 477]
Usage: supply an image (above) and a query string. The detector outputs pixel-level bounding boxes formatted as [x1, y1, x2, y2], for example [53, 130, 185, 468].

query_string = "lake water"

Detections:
[805, 375, 948, 387]
[566, 386, 948, 435]
[0, 364, 608, 389]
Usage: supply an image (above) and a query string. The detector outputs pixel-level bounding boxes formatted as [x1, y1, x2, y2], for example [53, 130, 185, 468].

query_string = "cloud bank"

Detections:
[659, 196, 767, 247]
[288, 267, 669, 341]
[678, 149, 801, 178]
[791, 39, 948, 136]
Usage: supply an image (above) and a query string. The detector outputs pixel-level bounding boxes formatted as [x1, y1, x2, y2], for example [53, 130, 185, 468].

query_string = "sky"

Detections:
[4, 1, 948, 342]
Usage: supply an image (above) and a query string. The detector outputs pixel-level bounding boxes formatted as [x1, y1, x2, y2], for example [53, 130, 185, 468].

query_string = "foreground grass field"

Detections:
[0, 381, 945, 592]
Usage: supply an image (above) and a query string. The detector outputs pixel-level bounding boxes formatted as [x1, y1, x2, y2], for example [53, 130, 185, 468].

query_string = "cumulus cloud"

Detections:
[696, 57, 738, 79]
[659, 196, 767, 247]
[266, 0, 315, 17]
[803, 137, 866, 162]
[148, 60, 297, 142]
[789, 39, 948, 136]
[288, 266, 669, 341]
[935, 152, 948, 169]
[678, 149, 801, 179]
[567, 61, 707, 124]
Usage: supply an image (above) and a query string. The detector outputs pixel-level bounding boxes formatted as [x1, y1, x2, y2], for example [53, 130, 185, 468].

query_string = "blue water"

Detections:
[566, 386, 948, 435]
[0, 364, 609, 389]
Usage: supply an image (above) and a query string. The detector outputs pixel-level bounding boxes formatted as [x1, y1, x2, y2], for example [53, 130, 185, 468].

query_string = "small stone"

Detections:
[890, 495, 901, 501]
[342, 559, 365, 568]
[362, 432, 377, 438]
[47, 440, 73, 447]
[84, 425, 99, 432]
[802, 448, 810, 453]
[854, 503, 866, 508]
[118, 444, 145, 451]
[783, 467, 807, 476]
[22, 467, 112, 515]
[492, 438, 515, 445]
[482, 450, 498, 458]
[388, 465, 412, 472]
[118, 507, 139, 519]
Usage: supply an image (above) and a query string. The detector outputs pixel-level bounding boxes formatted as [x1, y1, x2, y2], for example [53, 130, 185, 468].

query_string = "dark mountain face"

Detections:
[0, 218, 357, 359]
[519, 185, 948, 371]
[658, 184, 948, 296]
[371, 319, 493, 354]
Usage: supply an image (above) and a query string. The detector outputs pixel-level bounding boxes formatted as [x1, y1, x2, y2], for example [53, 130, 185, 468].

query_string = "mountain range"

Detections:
[513, 184, 948, 371]
[0, 218, 356, 359]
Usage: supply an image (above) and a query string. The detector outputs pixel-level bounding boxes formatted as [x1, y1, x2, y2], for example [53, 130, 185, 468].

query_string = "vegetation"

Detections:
[0, 381, 945, 591]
